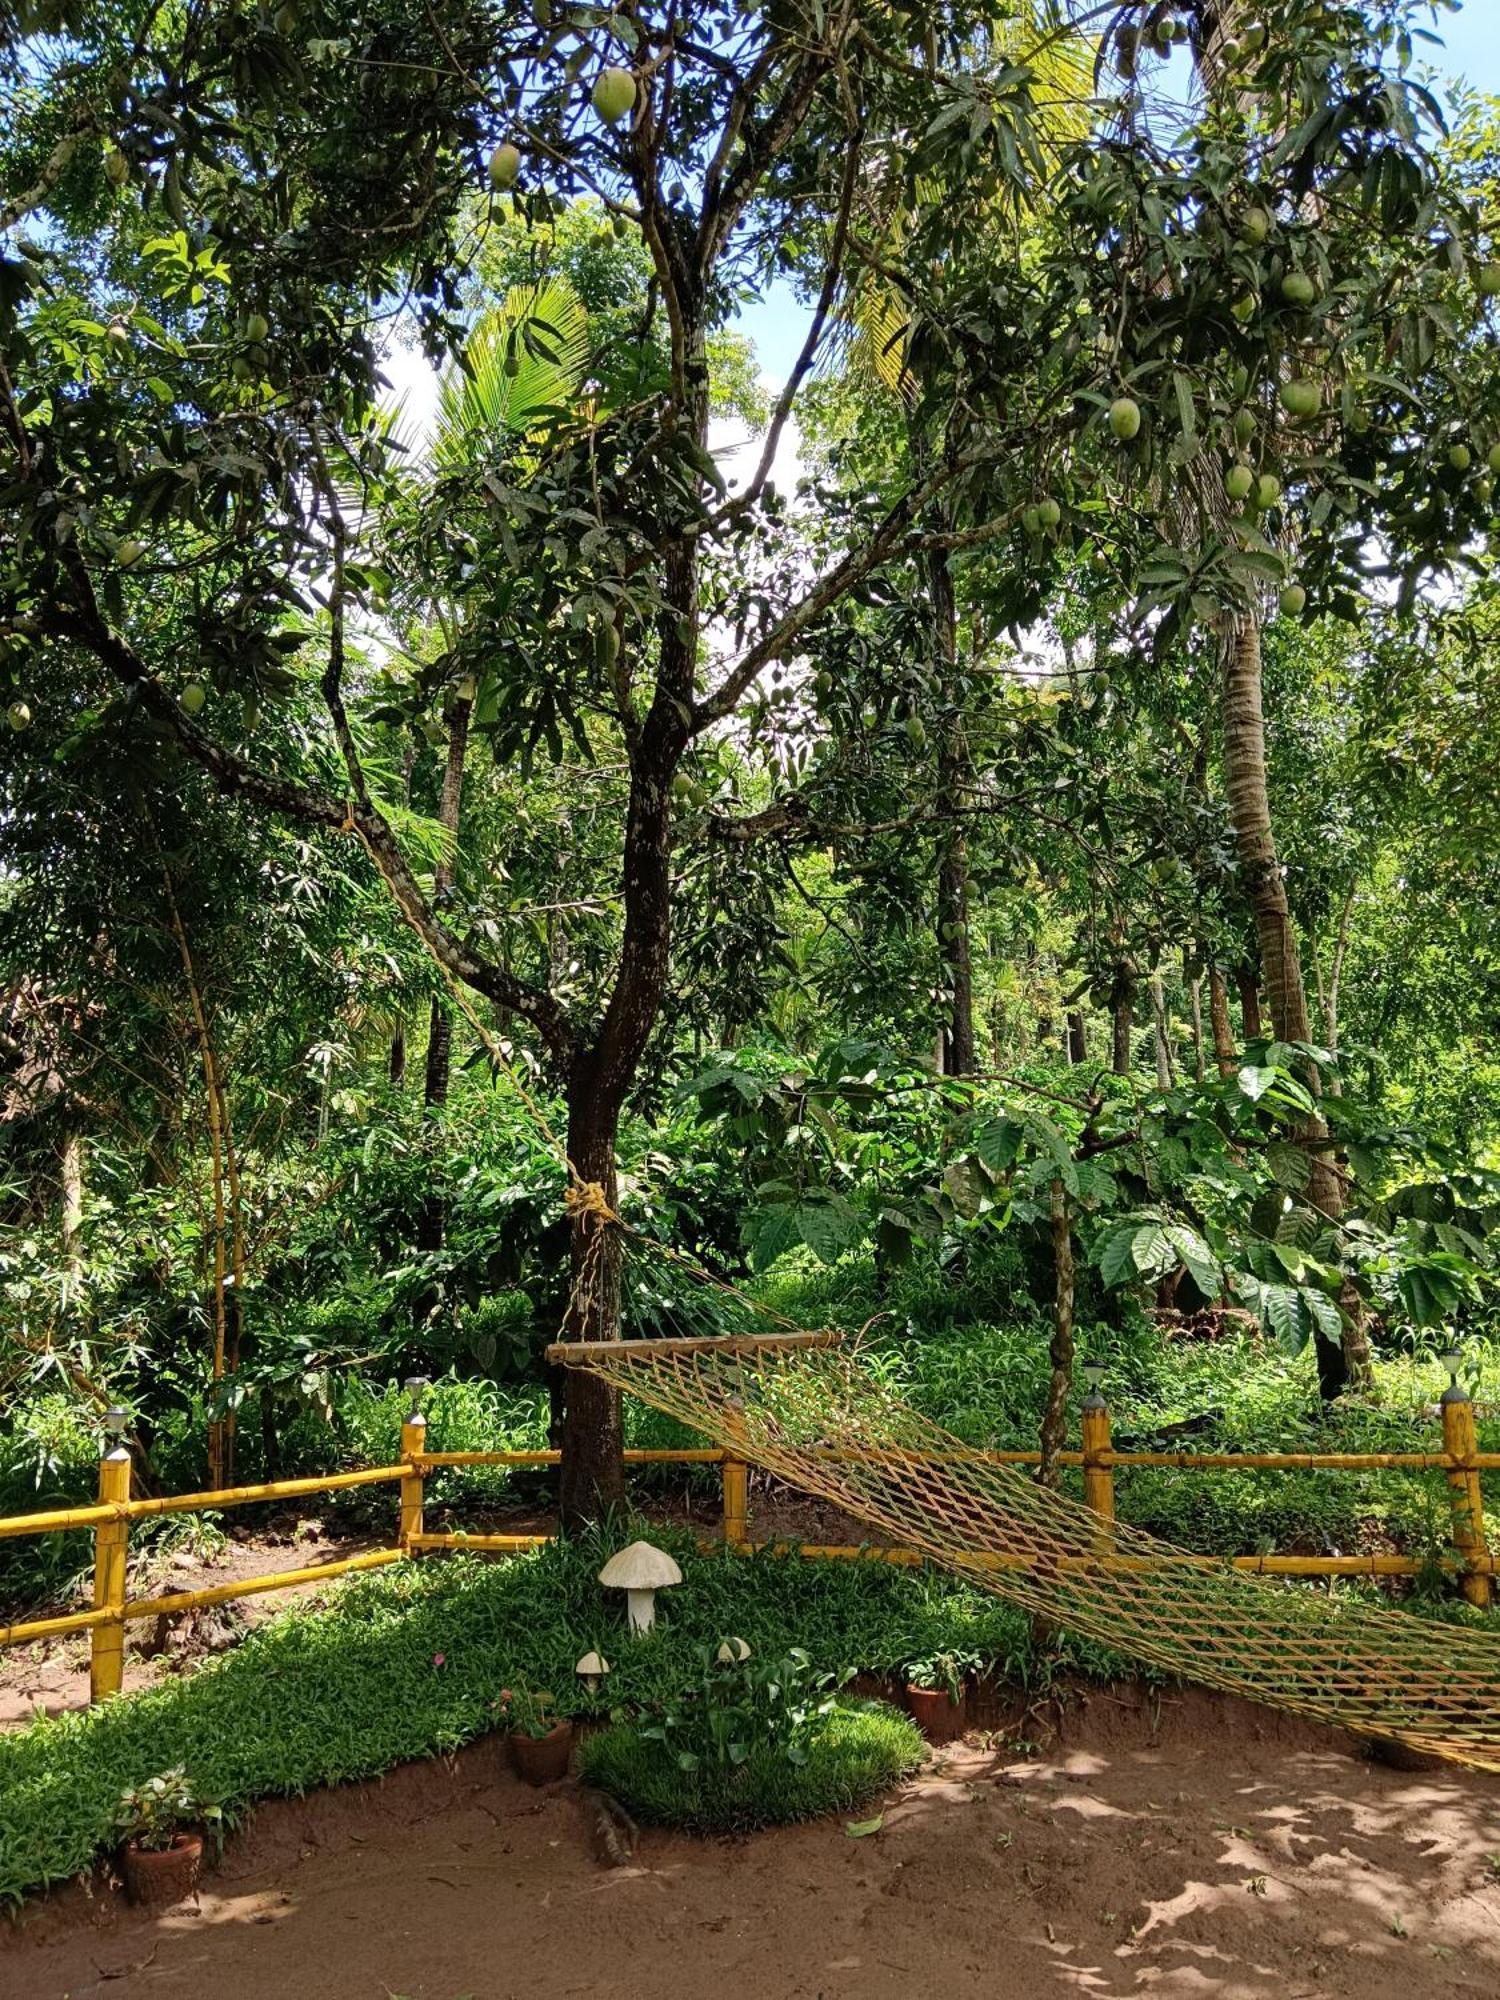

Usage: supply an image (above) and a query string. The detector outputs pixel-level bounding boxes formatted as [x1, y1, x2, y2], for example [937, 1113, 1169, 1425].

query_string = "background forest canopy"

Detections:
[3, 0, 1500, 1542]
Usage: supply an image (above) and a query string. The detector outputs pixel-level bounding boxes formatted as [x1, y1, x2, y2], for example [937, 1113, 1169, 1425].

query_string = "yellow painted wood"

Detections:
[3, 1405, 1499, 1685]
[1443, 1394, 1492, 1609]
[0, 1605, 111, 1646]
[413, 1448, 725, 1467]
[0, 1499, 123, 1539]
[125, 1548, 404, 1622]
[721, 1457, 750, 1547]
[0, 1467, 412, 1541]
[399, 1417, 426, 1551]
[1081, 1404, 1115, 1521]
[123, 1464, 411, 1519]
[407, 1532, 551, 1551]
[90, 1451, 131, 1702]
[1102, 1450, 1496, 1470]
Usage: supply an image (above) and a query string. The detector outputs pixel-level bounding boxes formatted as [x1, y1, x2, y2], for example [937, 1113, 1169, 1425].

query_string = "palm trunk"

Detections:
[928, 547, 974, 1076]
[1038, 1178, 1074, 1486]
[219, 1087, 247, 1483]
[422, 692, 473, 1113]
[1322, 886, 1355, 1095]
[418, 691, 473, 1254]
[60, 1129, 84, 1280]
[937, 825, 974, 1075]
[1149, 972, 1175, 1090]
[1236, 963, 1264, 1041]
[1185, 952, 1206, 1082]
[1221, 614, 1367, 1395]
[163, 871, 232, 1485]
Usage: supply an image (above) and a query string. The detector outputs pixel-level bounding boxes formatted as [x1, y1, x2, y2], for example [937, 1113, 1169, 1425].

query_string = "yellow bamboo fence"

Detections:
[0, 1368, 1493, 1705]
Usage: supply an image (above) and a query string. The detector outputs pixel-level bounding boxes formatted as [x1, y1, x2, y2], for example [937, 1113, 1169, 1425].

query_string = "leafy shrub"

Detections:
[111, 1768, 222, 1852]
[0, 1394, 101, 1610]
[638, 1641, 841, 1774]
[578, 1697, 923, 1833]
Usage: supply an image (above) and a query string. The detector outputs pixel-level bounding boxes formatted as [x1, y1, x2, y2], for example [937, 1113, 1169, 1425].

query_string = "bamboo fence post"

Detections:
[399, 1377, 429, 1553]
[1441, 1367, 1491, 1608]
[1081, 1386, 1115, 1522]
[91, 1409, 131, 1702]
[721, 1455, 749, 1550]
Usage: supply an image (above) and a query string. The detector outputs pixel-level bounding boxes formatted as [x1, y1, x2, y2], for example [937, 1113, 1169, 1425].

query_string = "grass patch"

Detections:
[578, 1697, 924, 1834]
[0, 1525, 1118, 1907]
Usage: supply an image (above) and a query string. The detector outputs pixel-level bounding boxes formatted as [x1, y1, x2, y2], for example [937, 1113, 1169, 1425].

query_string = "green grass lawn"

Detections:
[0, 1526, 1125, 1906]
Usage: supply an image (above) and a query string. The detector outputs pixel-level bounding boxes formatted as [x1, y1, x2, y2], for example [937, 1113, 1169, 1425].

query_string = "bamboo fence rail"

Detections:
[0, 1371, 1491, 1702]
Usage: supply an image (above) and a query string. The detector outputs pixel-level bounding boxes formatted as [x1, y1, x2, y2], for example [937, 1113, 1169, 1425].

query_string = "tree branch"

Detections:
[43, 553, 580, 1074]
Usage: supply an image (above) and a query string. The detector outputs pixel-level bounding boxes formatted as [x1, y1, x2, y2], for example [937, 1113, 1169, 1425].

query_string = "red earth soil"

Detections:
[5, 1685, 1500, 2000]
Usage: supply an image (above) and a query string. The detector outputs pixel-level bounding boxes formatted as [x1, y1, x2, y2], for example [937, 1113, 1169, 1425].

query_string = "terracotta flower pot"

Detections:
[120, 1831, 204, 1908]
[906, 1684, 967, 1744]
[511, 1721, 574, 1785]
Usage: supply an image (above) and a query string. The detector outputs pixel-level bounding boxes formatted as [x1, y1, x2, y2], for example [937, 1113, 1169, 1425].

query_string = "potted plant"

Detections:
[501, 1687, 573, 1784]
[112, 1767, 222, 1907]
[904, 1652, 976, 1743]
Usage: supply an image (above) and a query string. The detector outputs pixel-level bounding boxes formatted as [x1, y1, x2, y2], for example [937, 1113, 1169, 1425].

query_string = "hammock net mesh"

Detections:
[550, 1331, 1500, 1771]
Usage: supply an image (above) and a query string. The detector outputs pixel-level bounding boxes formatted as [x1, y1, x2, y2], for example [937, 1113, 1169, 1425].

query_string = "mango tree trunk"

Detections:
[556, 542, 698, 1525]
[556, 1070, 628, 1523]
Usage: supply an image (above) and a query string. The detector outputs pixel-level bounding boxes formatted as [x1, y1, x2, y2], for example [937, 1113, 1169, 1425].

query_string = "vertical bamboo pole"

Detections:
[91, 1411, 131, 1702]
[163, 870, 230, 1490]
[1442, 1379, 1491, 1608]
[399, 1377, 428, 1552]
[722, 1457, 749, 1550]
[1081, 1395, 1115, 1522]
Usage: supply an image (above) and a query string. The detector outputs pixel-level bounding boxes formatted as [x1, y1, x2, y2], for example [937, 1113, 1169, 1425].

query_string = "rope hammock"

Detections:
[356, 848, 1500, 1769]
[549, 1330, 1500, 1772]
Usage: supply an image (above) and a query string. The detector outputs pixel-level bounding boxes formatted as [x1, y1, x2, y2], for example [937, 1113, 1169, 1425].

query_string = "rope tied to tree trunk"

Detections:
[564, 1180, 622, 1226]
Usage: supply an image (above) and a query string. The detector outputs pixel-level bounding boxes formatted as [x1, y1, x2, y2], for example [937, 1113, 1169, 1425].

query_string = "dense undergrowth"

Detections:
[0, 1528, 1120, 1905]
[761, 1252, 1500, 1565]
[3, 1247, 1495, 1615]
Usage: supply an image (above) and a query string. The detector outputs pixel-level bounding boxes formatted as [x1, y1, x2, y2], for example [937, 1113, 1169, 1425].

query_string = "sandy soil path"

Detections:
[6, 1687, 1500, 2000]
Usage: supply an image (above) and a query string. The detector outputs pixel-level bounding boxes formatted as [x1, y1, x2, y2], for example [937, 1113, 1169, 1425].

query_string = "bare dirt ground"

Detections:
[5, 1686, 1500, 2000]
[0, 1518, 392, 1729]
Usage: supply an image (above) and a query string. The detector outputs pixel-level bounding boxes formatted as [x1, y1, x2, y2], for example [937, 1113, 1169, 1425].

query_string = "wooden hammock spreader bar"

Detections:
[547, 1329, 845, 1364]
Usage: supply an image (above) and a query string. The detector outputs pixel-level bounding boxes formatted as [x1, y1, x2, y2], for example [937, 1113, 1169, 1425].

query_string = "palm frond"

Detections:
[434, 276, 591, 466]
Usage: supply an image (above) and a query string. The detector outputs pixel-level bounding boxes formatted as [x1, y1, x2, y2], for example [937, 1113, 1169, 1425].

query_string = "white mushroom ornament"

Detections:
[575, 1649, 610, 1694]
[716, 1636, 751, 1665]
[598, 1540, 682, 1634]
